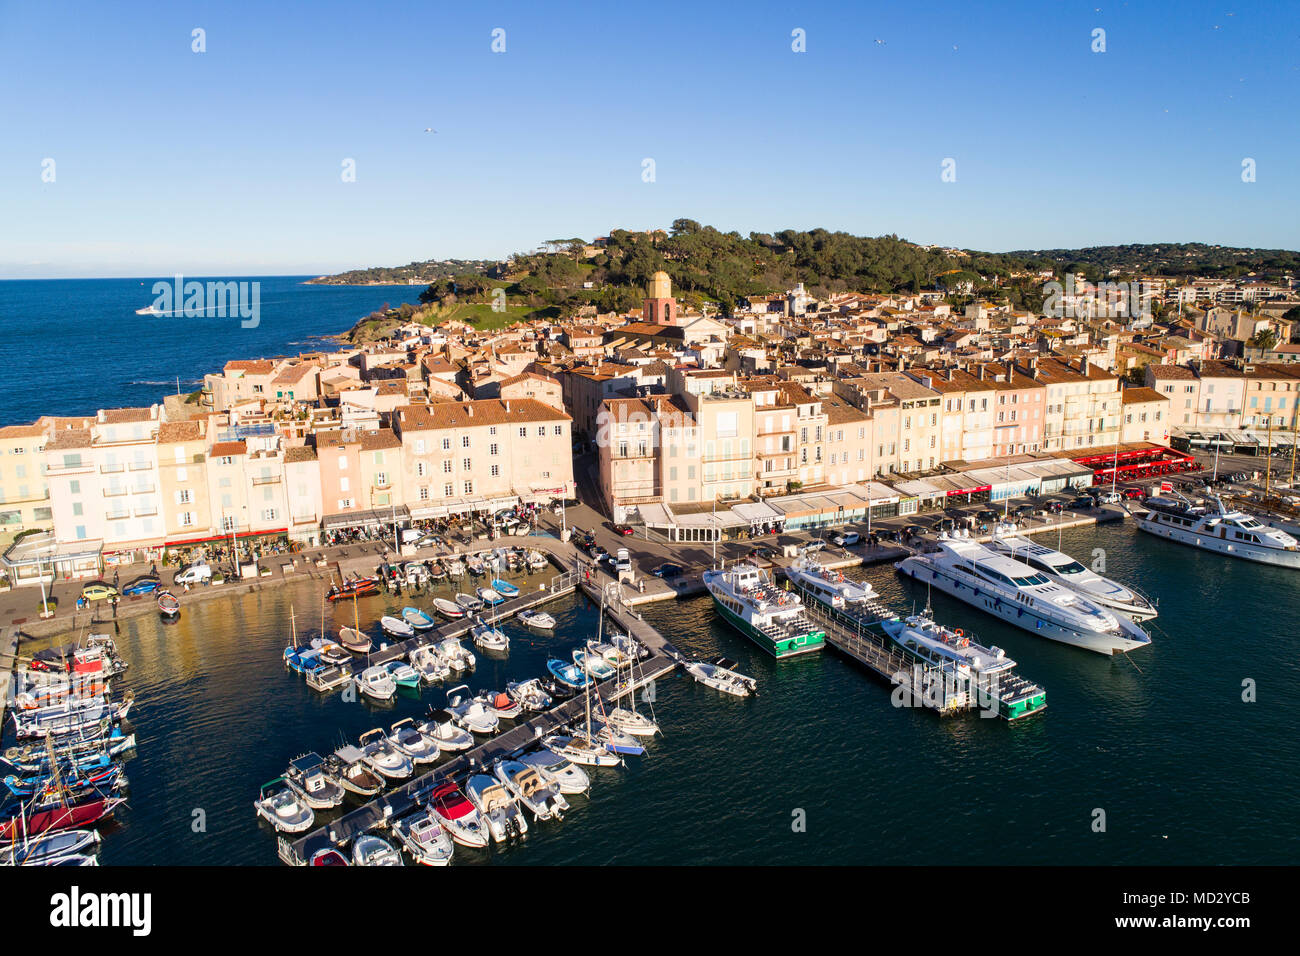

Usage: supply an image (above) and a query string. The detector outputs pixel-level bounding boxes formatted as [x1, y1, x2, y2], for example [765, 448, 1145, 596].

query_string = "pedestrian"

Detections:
[113, 568, 120, 587]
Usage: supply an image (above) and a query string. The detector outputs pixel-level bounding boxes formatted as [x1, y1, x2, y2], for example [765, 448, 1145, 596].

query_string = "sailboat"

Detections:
[338, 593, 372, 653]
[601, 634, 660, 738]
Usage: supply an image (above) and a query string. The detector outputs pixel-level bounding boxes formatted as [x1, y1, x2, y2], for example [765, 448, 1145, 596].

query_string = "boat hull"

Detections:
[1135, 513, 1300, 568]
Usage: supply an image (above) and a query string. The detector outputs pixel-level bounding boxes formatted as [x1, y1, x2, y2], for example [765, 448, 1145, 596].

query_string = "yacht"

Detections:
[990, 525, 1157, 621]
[784, 556, 878, 610]
[895, 532, 1152, 656]
[1135, 492, 1300, 568]
[494, 759, 568, 821]
[702, 563, 825, 658]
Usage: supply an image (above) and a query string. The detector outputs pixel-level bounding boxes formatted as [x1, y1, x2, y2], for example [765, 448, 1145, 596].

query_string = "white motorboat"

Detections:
[527, 550, 549, 571]
[990, 524, 1157, 621]
[608, 633, 647, 661]
[428, 782, 490, 848]
[431, 597, 465, 620]
[285, 752, 345, 809]
[465, 773, 529, 842]
[519, 749, 591, 795]
[446, 684, 500, 735]
[0, 828, 101, 866]
[1136, 491, 1300, 569]
[785, 555, 879, 609]
[517, 609, 555, 630]
[573, 647, 615, 679]
[418, 708, 475, 752]
[403, 562, 430, 587]
[380, 615, 415, 639]
[475, 688, 523, 720]
[682, 655, 757, 697]
[591, 640, 631, 665]
[353, 664, 397, 701]
[506, 678, 553, 712]
[494, 759, 568, 821]
[454, 592, 483, 614]
[357, 728, 414, 780]
[254, 778, 315, 833]
[542, 733, 622, 768]
[435, 637, 475, 672]
[351, 833, 404, 866]
[385, 659, 420, 689]
[470, 618, 509, 652]
[391, 809, 455, 865]
[895, 531, 1153, 656]
[328, 746, 384, 796]
[386, 717, 441, 764]
[410, 645, 451, 683]
[446, 559, 466, 577]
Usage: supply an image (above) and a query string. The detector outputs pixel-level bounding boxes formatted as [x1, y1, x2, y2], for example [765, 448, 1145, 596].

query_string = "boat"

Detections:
[591, 640, 631, 666]
[403, 562, 430, 588]
[590, 721, 645, 756]
[683, 656, 757, 697]
[882, 612, 1047, 721]
[357, 729, 413, 780]
[517, 609, 555, 630]
[338, 627, 372, 654]
[541, 734, 622, 768]
[28, 636, 127, 677]
[428, 782, 489, 848]
[429, 561, 448, 581]
[446, 559, 466, 577]
[454, 592, 483, 614]
[494, 759, 568, 821]
[470, 618, 509, 652]
[401, 606, 436, 631]
[609, 633, 647, 661]
[1135, 490, 1300, 569]
[351, 833, 403, 866]
[527, 550, 549, 571]
[476, 689, 523, 720]
[990, 524, 1157, 621]
[603, 704, 659, 738]
[135, 304, 165, 316]
[466, 554, 486, 576]
[476, 586, 504, 606]
[573, 647, 615, 679]
[156, 590, 180, 617]
[284, 752, 345, 809]
[328, 747, 384, 797]
[380, 616, 415, 639]
[518, 750, 590, 795]
[309, 848, 349, 866]
[445, 684, 499, 735]
[895, 531, 1153, 656]
[506, 678, 553, 712]
[417, 709, 474, 752]
[785, 556, 879, 609]
[384, 659, 420, 690]
[327, 575, 380, 601]
[4, 725, 135, 773]
[0, 828, 101, 866]
[392, 808, 455, 865]
[546, 658, 590, 690]
[434, 637, 475, 672]
[353, 664, 396, 701]
[410, 645, 451, 683]
[11, 696, 133, 740]
[0, 794, 124, 841]
[465, 774, 529, 842]
[316, 642, 350, 666]
[386, 718, 440, 764]
[431, 597, 465, 620]
[703, 563, 826, 658]
[491, 578, 520, 598]
[253, 778, 315, 833]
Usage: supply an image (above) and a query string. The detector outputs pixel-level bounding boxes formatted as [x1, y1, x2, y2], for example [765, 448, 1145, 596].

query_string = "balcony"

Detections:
[47, 459, 93, 476]
[103, 487, 128, 498]
[100, 464, 125, 474]
[252, 475, 282, 486]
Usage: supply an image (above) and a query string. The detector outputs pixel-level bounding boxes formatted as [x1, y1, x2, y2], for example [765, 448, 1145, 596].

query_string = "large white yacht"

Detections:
[989, 524, 1157, 621]
[784, 556, 878, 610]
[895, 532, 1152, 656]
[1135, 493, 1300, 568]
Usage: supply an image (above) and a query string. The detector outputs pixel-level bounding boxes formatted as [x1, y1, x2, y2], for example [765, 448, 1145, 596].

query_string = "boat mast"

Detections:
[1266, 419, 1274, 497]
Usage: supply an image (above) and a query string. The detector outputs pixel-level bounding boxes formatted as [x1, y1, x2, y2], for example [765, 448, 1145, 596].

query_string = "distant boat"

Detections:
[135, 305, 166, 316]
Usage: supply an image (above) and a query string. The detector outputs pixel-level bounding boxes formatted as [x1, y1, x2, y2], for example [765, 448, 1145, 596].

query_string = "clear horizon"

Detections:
[3, 0, 1297, 279]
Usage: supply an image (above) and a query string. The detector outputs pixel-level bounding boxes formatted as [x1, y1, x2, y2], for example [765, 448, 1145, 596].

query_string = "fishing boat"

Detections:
[506, 678, 553, 712]
[384, 659, 420, 690]
[11, 696, 133, 740]
[546, 658, 590, 689]
[328, 747, 384, 796]
[386, 718, 440, 764]
[410, 645, 451, 683]
[682, 656, 757, 698]
[392, 808, 455, 865]
[253, 778, 315, 833]
[519, 750, 590, 795]
[1136, 490, 1300, 569]
[285, 753, 345, 810]
[417, 709, 474, 752]
[428, 782, 489, 848]
[527, 550, 549, 571]
[0, 828, 101, 866]
[466, 774, 529, 842]
[703, 563, 826, 658]
[327, 575, 380, 601]
[429, 561, 448, 581]
[156, 590, 180, 617]
[494, 759, 568, 821]
[4, 725, 135, 773]
[357, 729, 413, 780]
[466, 554, 486, 576]
[491, 578, 520, 598]
[476, 689, 523, 720]
[351, 833, 403, 866]
[380, 616, 415, 639]
[4, 763, 124, 801]
[517, 609, 555, 630]
[431, 597, 465, 620]
[309, 848, 349, 866]
[434, 637, 475, 672]
[573, 647, 615, 679]
[0, 794, 124, 841]
[470, 619, 509, 652]
[353, 664, 396, 701]
[401, 606, 436, 631]
[785, 556, 879, 609]
[446, 684, 500, 735]
[542, 734, 622, 768]
[476, 586, 504, 606]
[454, 592, 483, 614]
[446, 559, 466, 577]
[338, 627, 372, 654]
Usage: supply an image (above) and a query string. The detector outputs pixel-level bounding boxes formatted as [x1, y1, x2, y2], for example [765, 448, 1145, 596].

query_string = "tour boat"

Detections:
[351, 833, 403, 866]
[518, 609, 555, 630]
[338, 627, 372, 654]
[446, 685, 500, 735]
[410, 645, 451, 683]
[327, 575, 380, 602]
[895, 531, 1153, 656]
[401, 606, 436, 630]
[380, 616, 415, 639]
[682, 656, 757, 698]
[506, 678, 553, 712]
[353, 664, 396, 701]
[465, 773, 529, 843]
[476, 689, 523, 720]
[476, 586, 504, 606]
[542, 733, 622, 768]
[284, 752, 345, 810]
[253, 778, 315, 833]
[990, 525, 1157, 621]
[784, 556, 878, 609]
[572, 647, 615, 679]
[392, 809, 455, 865]
[1136, 491, 1300, 569]
[385, 718, 440, 764]
[0, 828, 101, 866]
[491, 578, 520, 598]
[156, 590, 180, 617]
[418, 708, 474, 752]
[470, 619, 509, 652]
[702, 564, 826, 659]
[431, 597, 465, 620]
[435, 637, 475, 672]
[494, 759, 568, 821]
[546, 658, 590, 689]
[384, 659, 420, 690]
[454, 592, 483, 614]
[519, 749, 590, 795]
[357, 729, 413, 780]
[428, 782, 489, 848]
[327, 746, 384, 796]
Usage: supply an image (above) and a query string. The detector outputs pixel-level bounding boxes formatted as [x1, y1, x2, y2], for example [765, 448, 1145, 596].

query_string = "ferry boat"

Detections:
[989, 525, 1157, 621]
[895, 532, 1152, 656]
[702, 563, 825, 658]
[881, 614, 1046, 720]
[784, 556, 878, 610]
[1135, 492, 1300, 568]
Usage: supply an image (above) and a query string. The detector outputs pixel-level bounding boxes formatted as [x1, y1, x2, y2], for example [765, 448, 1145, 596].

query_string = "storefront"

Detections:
[2, 532, 102, 586]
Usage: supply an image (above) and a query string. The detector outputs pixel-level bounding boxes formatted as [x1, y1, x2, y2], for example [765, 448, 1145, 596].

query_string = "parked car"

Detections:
[1069, 496, 1095, 509]
[173, 562, 213, 585]
[614, 548, 632, 573]
[1096, 491, 1122, 504]
[1013, 504, 1035, 518]
[976, 509, 999, 523]
[831, 531, 861, 548]
[1121, 486, 1145, 500]
[747, 546, 776, 562]
[799, 540, 826, 554]
[121, 576, 160, 596]
[614, 524, 635, 536]
[80, 581, 118, 602]
[652, 563, 684, 579]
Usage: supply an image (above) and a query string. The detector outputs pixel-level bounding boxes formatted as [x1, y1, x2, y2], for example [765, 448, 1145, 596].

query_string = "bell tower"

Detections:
[644, 270, 677, 326]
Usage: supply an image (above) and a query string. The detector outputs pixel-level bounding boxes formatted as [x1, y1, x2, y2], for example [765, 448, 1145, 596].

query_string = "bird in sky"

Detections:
[424, 128, 437, 133]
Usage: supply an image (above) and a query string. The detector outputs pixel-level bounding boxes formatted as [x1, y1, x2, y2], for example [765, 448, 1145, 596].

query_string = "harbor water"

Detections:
[19, 521, 1297, 865]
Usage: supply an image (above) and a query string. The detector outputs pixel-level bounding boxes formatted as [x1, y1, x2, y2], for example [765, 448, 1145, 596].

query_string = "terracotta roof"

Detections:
[225, 359, 276, 375]
[46, 428, 92, 450]
[284, 445, 317, 463]
[1121, 387, 1167, 404]
[397, 399, 570, 432]
[98, 407, 154, 424]
[157, 421, 203, 444]
[210, 441, 247, 457]
[359, 429, 401, 450]
[0, 424, 45, 439]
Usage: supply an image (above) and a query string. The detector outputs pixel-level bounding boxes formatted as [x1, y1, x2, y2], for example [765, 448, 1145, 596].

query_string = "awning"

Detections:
[322, 506, 409, 530]
[164, 528, 287, 547]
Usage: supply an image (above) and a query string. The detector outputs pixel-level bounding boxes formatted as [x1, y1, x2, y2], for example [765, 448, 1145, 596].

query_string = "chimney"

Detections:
[978, 365, 986, 381]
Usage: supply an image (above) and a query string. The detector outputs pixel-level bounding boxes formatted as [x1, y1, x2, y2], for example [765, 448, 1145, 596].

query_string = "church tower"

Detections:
[644, 270, 678, 326]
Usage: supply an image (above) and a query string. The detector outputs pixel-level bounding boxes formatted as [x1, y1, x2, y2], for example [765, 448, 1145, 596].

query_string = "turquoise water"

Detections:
[20, 521, 1296, 865]
[0, 277, 423, 426]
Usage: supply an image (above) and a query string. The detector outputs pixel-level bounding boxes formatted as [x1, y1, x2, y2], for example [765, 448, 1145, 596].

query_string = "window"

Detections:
[463, 480, 473, 495]
[554, 425, 562, 435]
[417, 461, 427, 477]
[490, 443, 499, 456]
[262, 508, 277, 521]
[336, 456, 346, 470]
[221, 456, 235, 466]
[519, 427, 527, 438]
[179, 511, 194, 527]
[537, 426, 545, 437]
[490, 464, 500, 477]
[339, 476, 350, 492]
[443, 460, 452, 473]
[176, 489, 192, 504]
[419, 486, 429, 500]
[462, 436, 470, 448]
[462, 458, 471, 471]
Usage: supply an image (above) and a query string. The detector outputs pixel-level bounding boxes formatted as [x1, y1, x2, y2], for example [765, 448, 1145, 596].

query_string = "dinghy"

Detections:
[417, 708, 474, 752]
[466, 774, 529, 843]
[431, 597, 464, 620]
[518, 609, 555, 630]
[494, 759, 568, 821]
[446, 684, 499, 735]
[380, 616, 415, 639]
[519, 749, 591, 795]
[327, 575, 379, 601]
[527, 550, 549, 571]
[428, 782, 489, 848]
[392, 808, 455, 865]
[546, 658, 590, 689]
[491, 578, 520, 598]
[351, 833, 403, 866]
[429, 561, 448, 581]
[454, 592, 483, 614]
[401, 606, 436, 631]
[253, 778, 315, 833]
[156, 590, 180, 617]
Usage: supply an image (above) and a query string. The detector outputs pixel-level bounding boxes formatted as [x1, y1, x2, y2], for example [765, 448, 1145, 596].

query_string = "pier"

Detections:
[0, 625, 19, 729]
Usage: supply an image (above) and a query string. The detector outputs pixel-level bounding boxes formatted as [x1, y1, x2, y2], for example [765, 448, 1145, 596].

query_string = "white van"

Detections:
[174, 562, 212, 585]
[615, 548, 632, 572]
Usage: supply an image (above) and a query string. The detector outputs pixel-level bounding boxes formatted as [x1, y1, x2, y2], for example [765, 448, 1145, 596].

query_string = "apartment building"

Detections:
[1035, 357, 1121, 452]
[157, 419, 212, 545]
[0, 423, 51, 546]
[1120, 387, 1170, 445]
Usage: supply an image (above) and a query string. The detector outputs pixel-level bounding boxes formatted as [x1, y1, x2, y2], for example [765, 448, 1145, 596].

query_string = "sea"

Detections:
[12, 520, 1299, 866]
[0, 276, 425, 426]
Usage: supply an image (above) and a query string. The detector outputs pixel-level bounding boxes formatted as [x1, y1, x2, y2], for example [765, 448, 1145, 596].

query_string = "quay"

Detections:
[0, 625, 19, 730]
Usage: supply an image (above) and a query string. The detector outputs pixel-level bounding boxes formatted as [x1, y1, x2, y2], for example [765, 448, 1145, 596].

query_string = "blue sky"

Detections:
[1, 0, 1297, 277]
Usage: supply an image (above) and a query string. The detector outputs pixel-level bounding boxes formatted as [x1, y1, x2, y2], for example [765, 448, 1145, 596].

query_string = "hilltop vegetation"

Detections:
[309, 258, 498, 286]
[1005, 243, 1300, 280]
